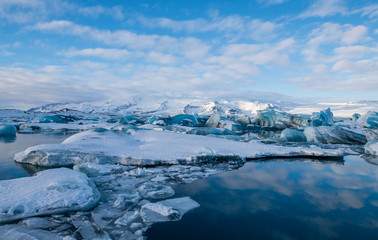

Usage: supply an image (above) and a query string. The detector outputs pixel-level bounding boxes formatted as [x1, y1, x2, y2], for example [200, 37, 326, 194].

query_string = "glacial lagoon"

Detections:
[2, 134, 378, 239]
[147, 156, 378, 240]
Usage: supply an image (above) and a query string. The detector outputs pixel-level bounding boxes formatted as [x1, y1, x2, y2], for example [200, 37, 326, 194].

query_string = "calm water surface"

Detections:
[0, 133, 72, 180]
[147, 156, 378, 240]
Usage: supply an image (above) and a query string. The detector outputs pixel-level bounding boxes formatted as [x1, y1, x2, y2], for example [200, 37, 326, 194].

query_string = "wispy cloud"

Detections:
[299, 0, 347, 18]
[135, 14, 281, 41]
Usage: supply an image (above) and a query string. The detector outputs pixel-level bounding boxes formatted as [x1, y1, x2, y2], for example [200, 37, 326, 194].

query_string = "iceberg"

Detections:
[39, 115, 76, 124]
[280, 128, 306, 142]
[254, 110, 310, 129]
[161, 114, 199, 127]
[0, 168, 100, 223]
[311, 108, 334, 126]
[356, 111, 378, 128]
[119, 115, 145, 125]
[204, 113, 220, 128]
[14, 130, 343, 167]
[0, 124, 16, 136]
[365, 140, 378, 156]
[304, 126, 367, 145]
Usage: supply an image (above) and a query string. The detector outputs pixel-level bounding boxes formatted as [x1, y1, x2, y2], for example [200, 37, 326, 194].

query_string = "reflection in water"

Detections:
[0, 133, 72, 180]
[0, 135, 16, 143]
[147, 156, 378, 240]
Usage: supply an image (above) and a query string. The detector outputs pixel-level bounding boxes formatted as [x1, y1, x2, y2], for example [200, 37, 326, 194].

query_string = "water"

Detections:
[147, 156, 378, 240]
[0, 133, 72, 180]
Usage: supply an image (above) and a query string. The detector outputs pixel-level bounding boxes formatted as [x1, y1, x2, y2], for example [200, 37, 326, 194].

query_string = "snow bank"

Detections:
[15, 130, 343, 167]
[0, 168, 100, 223]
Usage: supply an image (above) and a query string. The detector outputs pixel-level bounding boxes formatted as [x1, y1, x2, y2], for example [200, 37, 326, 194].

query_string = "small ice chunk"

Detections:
[162, 114, 198, 127]
[0, 124, 16, 136]
[365, 140, 378, 156]
[0, 168, 100, 223]
[140, 202, 181, 223]
[0, 224, 61, 240]
[159, 196, 200, 215]
[113, 193, 141, 209]
[280, 128, 306, 142]
[114, 211, 140, 226]
[137, 182, 175, 200]
[140, 197, 199, 223]
[73, 162, 114, 177]
[21, 217, 58, 229]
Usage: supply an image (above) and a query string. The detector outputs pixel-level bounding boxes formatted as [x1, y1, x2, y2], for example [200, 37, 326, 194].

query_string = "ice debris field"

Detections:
[0, 97, 377, 239]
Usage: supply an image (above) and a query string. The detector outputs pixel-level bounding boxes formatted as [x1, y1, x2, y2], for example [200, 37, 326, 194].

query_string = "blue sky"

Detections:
[0, 0, 377, 108]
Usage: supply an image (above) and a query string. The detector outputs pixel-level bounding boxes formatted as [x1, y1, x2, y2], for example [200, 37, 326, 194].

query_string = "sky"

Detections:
[0, 0, 378, 108]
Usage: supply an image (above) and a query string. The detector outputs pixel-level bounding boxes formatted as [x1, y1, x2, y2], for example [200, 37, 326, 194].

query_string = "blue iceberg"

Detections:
[304, 126, 367, 145]
[39, 115, 76, 123]
[311, 108, 334, 126]
[0, 124, 17, 136]
[280, 128, 306, 142]
[357, 111, 378, 128]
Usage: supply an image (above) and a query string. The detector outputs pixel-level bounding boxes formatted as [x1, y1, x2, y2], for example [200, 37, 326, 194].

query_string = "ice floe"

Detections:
[0, 168, 100, 223]
[14, 129, 343, 167]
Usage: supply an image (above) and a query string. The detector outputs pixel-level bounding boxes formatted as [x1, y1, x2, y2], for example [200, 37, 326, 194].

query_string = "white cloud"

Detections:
[77, 5, 124, 20]
[136, 14, 280, 41]
[256, 0, 288, 6]
[0, 67, 105, 108]
[299, 0, 347, 18]
[31, 20, 210, 58]
[353, 4, 378, 20]
[61, 48, 136, 60]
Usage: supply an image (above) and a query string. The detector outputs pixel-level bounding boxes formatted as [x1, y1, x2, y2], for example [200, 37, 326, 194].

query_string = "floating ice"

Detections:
[0, 124, 16, 136]
[15, 129, 343, 167]
[119, 115, 145, 125]
[365, 140, 378, 156]
[0, 225, 61, 240]
[39, 115, 76, 124]
[0, 168, 100, 223]
[254, 110, 310, 129]
[304, 126, 367, 145]
[137, 182, 175, 200]
[280, 128, 306, 142]
[140, 197, 199, 223]
[73, 162, 115, 177]
[356, 111, 378, 128]
[311, 108, 334, 126]
[161, 114, 198, 127]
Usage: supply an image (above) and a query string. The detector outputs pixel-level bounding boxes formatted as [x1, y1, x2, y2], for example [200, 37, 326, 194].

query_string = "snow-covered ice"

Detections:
[0, 168, 100, 223]
[14, 129, 343, 167]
